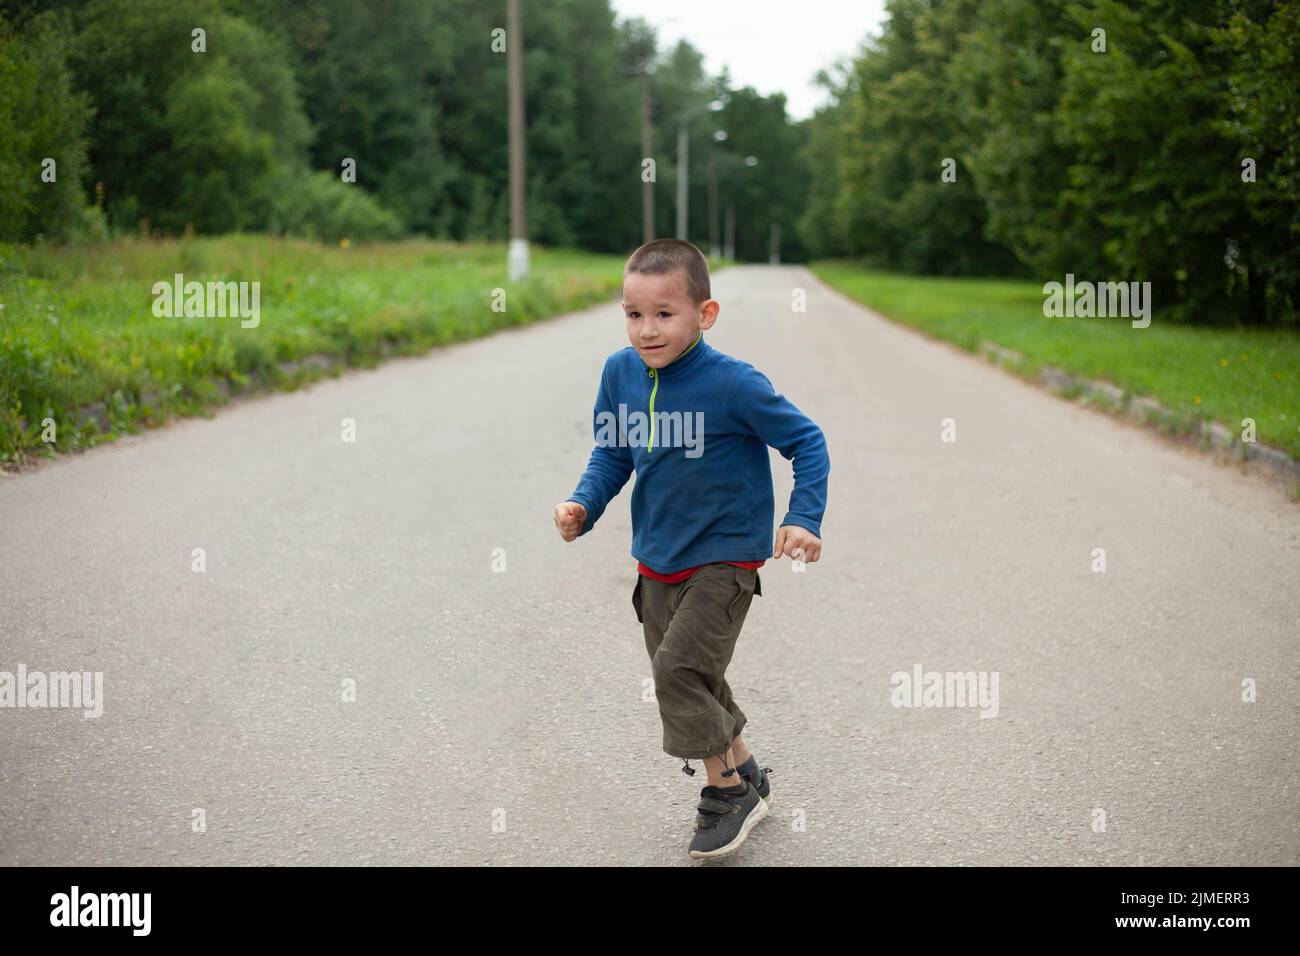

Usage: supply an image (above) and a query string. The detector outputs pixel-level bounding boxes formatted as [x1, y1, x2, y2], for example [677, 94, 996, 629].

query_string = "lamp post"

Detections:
[619, 20, 659, 246]
[506, 0, 529, 282]
[724, 155, 758, 261]
[708, 129, 726, 259]
[640, 69, 655, 243]
[675, 98, 725, 241]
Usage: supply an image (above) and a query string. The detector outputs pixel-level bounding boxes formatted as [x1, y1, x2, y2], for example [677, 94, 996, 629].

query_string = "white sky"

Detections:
[609, 0, 888, 121]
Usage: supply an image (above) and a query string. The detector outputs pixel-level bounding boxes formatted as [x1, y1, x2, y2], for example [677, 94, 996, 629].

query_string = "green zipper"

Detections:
[645, 332, 701, 455]
[647, 367, 659, 453]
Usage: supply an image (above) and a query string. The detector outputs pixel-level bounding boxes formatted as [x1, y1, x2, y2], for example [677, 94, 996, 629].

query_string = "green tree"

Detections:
[950, 0, 1085, 276]
[240, 0, 450, 235]
[163, 69, 277, 233]
[0, 10, 93, 242]
[1055, 0, 1256, 324]
[70, 0, 311, 234]
[820, 0, 1016, 274]
[799, 60, 858, 260]
[711, 86, 811, 262]
[1215, 0, 1299, 325]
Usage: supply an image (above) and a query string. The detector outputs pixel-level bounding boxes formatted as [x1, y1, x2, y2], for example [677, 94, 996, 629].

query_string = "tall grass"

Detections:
[0, 236, 626, 462]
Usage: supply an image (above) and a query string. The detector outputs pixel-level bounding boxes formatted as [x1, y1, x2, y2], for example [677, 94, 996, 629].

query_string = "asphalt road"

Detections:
[2, 264, 1297, 865]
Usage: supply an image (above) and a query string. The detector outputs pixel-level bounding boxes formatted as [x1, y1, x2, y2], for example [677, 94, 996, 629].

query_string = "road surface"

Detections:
[2, 265, 1297, 865]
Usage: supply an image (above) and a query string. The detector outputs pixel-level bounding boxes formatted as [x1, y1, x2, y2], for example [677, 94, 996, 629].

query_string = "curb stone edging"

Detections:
[6, 282, 631, 470]
[10, 352, 347, 459]
[977, 340, 1300, 488]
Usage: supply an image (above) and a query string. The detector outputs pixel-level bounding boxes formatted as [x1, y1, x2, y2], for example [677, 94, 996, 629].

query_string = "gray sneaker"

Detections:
[738, 760, 774, 807]
[687, 782, 769, 859]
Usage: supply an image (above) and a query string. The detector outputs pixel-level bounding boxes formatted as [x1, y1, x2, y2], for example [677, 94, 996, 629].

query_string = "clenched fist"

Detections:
[554, 501, 588, 542]
[773, 525, 821, 563]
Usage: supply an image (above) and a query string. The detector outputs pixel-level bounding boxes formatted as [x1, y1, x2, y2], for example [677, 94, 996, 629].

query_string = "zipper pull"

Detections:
[647, 368, 658, 453]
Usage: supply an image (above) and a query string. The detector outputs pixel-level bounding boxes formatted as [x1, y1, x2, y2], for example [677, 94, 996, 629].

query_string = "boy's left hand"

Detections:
[773, 525, 821, 563]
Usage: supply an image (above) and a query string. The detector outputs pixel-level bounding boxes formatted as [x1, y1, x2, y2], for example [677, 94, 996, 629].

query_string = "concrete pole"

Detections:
[708, 143, 720, 259]
[640, 69, 654, 244]
[507, 0, 529, 282]
[676, 122, 689, 240]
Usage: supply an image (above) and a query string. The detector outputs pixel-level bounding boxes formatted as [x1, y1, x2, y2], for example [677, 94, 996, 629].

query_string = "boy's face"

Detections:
[621, 269, 719, 369]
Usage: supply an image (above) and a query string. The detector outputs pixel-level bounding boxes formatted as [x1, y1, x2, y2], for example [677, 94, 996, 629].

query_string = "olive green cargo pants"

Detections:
[632, 562, 762, 760]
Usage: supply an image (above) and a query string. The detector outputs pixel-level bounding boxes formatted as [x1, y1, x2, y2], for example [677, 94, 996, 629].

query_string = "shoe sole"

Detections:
[688, 797, 770, 860]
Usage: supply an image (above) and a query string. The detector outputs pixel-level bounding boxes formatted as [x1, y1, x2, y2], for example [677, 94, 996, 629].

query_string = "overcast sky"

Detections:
[608, 0, 888, 121]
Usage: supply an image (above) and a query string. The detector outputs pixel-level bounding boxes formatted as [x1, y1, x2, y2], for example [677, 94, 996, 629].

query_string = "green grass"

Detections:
[0, 236, 628, 464]
[811, 261, 1300, 460]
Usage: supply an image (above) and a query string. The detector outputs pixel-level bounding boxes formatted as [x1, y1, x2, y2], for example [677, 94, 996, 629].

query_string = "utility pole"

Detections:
[676, 98, 725, 241]
[622, 21, 658, 245]
[675, 123, 690, 241]
[640, 68, 654, 243]
[708, 131, 726, 259]
[723, 155, 758, 263]
[507, 0, 529, 282]
[770, 223, 781, 264]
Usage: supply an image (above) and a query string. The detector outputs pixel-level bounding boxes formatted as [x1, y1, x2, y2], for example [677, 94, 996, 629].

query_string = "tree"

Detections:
[950, 0, 1084, 276]
[818, 0, 1017, 274]
[70, 0, 310, 234]
[0, 9, 93, 242]
[1215, 0, 1299, 325]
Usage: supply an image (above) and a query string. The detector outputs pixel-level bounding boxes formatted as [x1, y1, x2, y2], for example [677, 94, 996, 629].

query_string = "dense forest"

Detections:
[0, 0, 809, 261]
[1, 0, 1295, 325]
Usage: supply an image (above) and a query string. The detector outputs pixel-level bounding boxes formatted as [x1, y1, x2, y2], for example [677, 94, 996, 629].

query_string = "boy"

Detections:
[553, 239, 829, 860]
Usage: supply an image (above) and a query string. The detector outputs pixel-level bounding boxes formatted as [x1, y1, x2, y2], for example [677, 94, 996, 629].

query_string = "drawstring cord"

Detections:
[680, 749, 739, 780]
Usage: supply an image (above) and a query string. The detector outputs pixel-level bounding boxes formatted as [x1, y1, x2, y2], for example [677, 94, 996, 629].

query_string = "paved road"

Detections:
[2, 265, 1297, 866]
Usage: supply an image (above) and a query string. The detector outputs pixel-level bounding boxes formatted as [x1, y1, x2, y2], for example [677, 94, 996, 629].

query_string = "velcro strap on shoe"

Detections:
[696, 796, 738, 815]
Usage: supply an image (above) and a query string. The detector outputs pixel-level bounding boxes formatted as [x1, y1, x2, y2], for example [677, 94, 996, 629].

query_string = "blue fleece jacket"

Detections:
[567, 331, 830, 573]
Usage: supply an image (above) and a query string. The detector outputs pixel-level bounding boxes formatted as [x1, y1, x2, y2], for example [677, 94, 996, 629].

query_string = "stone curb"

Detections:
[977, 340, 1300, 488]
[32, 352, 347, 441]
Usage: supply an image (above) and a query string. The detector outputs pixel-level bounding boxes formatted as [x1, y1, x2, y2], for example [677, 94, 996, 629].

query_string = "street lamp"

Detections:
[675, 97, 725, 241]
[618, 20, 659, 245]
[724, 155, 758, 261]
[708, 129, 727, 259]
[506, 0, 529, 282]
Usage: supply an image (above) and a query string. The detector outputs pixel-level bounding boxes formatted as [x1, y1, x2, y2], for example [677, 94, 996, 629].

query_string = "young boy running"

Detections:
[554, 239, 830, 860]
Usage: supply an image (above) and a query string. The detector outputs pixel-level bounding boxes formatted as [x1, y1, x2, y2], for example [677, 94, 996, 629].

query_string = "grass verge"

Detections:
[0, 236, 628, 465]
[810, 261, 1300, 461]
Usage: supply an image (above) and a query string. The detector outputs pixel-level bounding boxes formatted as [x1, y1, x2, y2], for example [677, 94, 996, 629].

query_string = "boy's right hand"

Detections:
[554, 501, 588, 542]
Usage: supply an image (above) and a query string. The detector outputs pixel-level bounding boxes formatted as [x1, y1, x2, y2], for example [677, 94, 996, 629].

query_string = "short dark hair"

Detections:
[623, 238, 711, 305]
